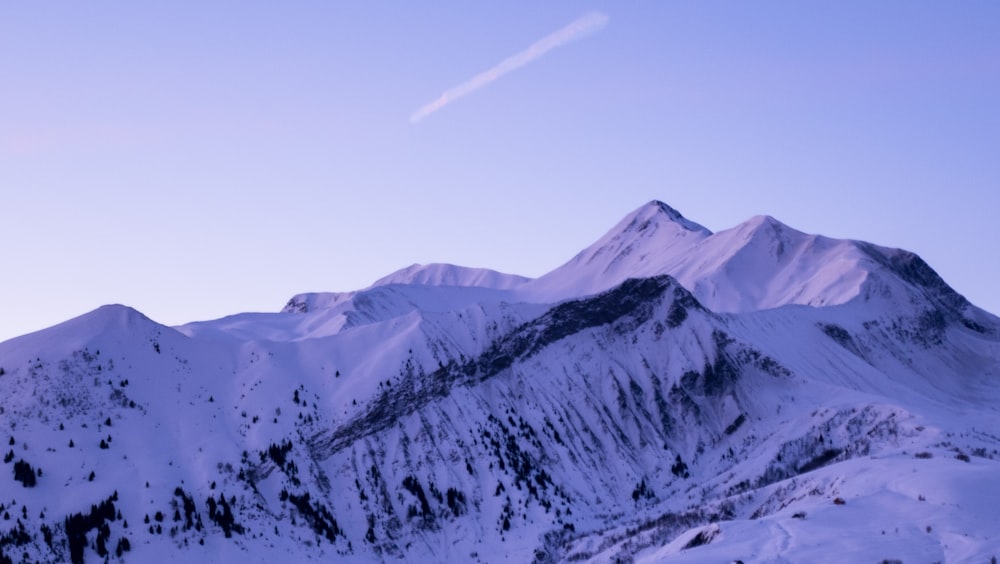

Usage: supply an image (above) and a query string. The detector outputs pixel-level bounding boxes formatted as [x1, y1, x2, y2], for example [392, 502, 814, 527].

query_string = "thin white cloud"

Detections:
[410, 11, 609, 124]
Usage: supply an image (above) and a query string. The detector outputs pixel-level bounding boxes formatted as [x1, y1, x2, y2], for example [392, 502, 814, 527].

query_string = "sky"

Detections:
[1, 2, 999, 342]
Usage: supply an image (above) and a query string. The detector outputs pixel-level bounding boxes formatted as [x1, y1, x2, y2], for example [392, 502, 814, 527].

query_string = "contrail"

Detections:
[410, 11, 609, 124]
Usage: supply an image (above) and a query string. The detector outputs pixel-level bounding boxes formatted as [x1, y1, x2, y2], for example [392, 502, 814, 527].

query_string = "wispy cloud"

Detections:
[410, 11, 609, 124]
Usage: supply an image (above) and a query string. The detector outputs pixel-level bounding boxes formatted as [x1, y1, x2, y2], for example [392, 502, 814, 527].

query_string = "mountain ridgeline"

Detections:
[1, 201, 998, 563]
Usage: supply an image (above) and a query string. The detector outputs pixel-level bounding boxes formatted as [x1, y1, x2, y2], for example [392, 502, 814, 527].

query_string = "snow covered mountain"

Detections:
[1, 201, 999, 563]
[371, 263, 531, 290]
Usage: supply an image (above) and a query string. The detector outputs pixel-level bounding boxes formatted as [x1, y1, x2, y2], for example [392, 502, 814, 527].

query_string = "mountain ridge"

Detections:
[1, 200, 998, 563]
[371, 263, 531, 290]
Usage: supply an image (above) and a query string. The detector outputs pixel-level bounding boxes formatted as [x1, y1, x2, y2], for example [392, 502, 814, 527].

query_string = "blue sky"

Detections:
[1, 2, 998, 341]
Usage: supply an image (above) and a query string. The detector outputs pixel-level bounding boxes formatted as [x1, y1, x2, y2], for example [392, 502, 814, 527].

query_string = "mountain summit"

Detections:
[523, 200, 711, 300]
[524, 201, 979, 316]
[1, 201, 998, 563]
[371, 263, 530, 290]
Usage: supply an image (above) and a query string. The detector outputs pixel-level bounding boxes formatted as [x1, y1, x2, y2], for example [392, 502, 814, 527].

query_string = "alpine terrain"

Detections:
[1, 201, 998, 563]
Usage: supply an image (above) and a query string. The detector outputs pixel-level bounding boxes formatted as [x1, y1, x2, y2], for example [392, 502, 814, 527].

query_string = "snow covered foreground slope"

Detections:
[1, 201, 999, 563]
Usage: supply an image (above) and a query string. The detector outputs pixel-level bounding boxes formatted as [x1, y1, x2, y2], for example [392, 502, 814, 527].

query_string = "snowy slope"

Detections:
[521, 201, 711, 300]
[524, 201, 989, 320]
[371, 263, 531, 290]
[1, 201, 999, 564]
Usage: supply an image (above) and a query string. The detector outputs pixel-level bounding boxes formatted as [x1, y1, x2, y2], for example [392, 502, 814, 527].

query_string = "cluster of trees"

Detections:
[632, 479, 653, 503]
[263, 440, 300, 485]
[64, 492, 124, 564]
[264, 440, 294, 467]
[401, 475, 431, 519]
[206, 494, 243, 538]
[281, 490, 341, 543]
[445, 487, 467, 517]
[671, 454, 690, 479]
[13, 460, 37, 488]
[0, 519, 31, 564]
[173, 487, 202, 532]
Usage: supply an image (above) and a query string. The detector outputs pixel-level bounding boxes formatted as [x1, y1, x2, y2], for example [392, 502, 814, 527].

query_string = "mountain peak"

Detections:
[0, 303, 165, 359]
[371, 263, 531, 290]
[3, 200, 1000, 564]
[739, 214, 795, 233]
[743, 213, 781, 227]
[45, 304, 153, 336]
[632, 200, 712, 236]
[730, 214, 804, 247]
[521, 201, 712, 300]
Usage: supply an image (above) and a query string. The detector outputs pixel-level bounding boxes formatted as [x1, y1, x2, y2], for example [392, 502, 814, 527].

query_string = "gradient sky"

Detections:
[2, 2, 999, 342]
